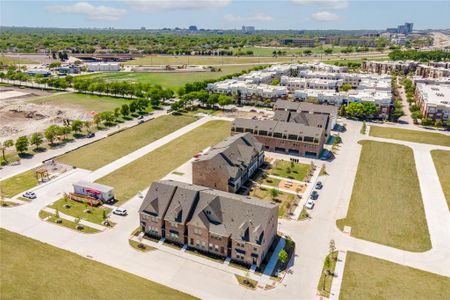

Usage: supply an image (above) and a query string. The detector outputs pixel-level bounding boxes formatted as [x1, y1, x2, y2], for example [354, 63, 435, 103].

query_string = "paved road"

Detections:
[1, 118, 449, 299]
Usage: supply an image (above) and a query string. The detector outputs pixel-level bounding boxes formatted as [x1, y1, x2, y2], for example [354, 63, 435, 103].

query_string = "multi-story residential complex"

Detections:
[231, 118, 326, 157]
[362, 60, 450, 79]
[207, 79, 288, 100]
[273, 100, 338, 135]
[386, 22, 414, 35]
[415, 83, 450, 121]
[192, 133, 264, 193]
[139, 180, 278, 267]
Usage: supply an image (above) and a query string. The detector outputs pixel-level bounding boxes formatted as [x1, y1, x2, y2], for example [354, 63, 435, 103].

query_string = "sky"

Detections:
[1, 0, 449, 30]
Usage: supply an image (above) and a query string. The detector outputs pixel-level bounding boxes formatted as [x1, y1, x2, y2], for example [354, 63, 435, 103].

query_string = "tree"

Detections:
[345, 102, 364, 118]
[15, 136, 29, 153]
[45, 125, 60, 145]
[1, 139, 14, 163]
[324, 48, 333, 55]
[421, 118, 432, 126]
[271, 188, 279, 200]
[340, 83, 352, 92]
[323, 256, 332, 291]
[411, 111, 423, 123]
[120, 104, 130, 117]
[170, 101, 181, 112]
[271, 79, 280, 86]
[129, 101, 138, 113]
[71, 120, 83, 133]
[218, 95, 232, 108]
[278, 249, 288, 265]
[329, 240, 336, 257]
[30, 132, 43, 149]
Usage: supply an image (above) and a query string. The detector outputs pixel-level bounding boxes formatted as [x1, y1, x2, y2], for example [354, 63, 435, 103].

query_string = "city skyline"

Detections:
[1, 0, 450, 30]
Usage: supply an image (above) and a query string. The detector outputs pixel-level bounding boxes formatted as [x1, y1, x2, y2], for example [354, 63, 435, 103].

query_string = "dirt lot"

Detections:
[0, 87, 91, 140]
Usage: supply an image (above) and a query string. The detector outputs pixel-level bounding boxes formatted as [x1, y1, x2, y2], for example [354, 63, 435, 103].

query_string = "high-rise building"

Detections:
[189, 25, 198, 31]
[242, 26, 255, 33]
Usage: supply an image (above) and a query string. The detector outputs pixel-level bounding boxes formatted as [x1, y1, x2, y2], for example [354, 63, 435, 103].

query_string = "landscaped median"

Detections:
[339, 252, 450, 299]
[336, 140, 431, 252]
[95, 120, 231, 204]
[317, 251, 338, 297]
[369, 126, 450, 147]
[39, 196, 114, 233]
[56, 114, 198, 170]
[431, 150, 450, 210]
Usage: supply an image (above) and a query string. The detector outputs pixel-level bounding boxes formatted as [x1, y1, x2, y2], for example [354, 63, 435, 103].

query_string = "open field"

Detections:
[57, 115, 197, 170]
[0, 169, 38, 198]
[124, 55, 296, 66]
[340, 252, 450, 300]
[31, 93, 129, 113]
[370, 126, 450, 147]
[79, 65, 265, 89]
[336, 140, 431, 252]
[0, 55, 38, 65]
[96, 120, 231, 203]
[431, 150, 450, 210]
[0, 228, 195, 299]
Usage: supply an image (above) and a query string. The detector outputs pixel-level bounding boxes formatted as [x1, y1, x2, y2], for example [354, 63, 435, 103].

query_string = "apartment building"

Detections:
[281, 38, 315, 47]
[207, 79, 288, 99]
[139, 180, 278, 267]
[273, 100, 338, 135]
[415, 83, 450, 121]
[361, 61, 418, 75]
[231, 118, 327, 157]
[192, 133, 264, 193]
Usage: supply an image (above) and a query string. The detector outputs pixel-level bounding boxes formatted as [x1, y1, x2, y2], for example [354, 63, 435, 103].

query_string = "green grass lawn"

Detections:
[31, 92, 130, 113]
[39, 210, 100, 234]
[0, 169, 39, 198]
[336, 140, 431, 252]
[239, 46, 347, 56]
[317, 251, 338, 297]
[250, 186, 295, 218]
[57, 115, 197, 170]
[79, 65, 264, 89]
[0, 228, 195, 299]
[369, 126, 450, 147]
[96, 120, 231, 203]
[270, 160, 311, 181]
[431, 150, 450, 210]
[340, 252, 450, 300]
[48, 198, 111, 225]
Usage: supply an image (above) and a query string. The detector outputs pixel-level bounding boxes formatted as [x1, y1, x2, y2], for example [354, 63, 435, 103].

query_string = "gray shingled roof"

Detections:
[154, 180, 278, 244]
[233, 118, 324, 137]
[274, 99, 338, 115]
[139, 181, 177, 217]
[194, 133, 263, 179]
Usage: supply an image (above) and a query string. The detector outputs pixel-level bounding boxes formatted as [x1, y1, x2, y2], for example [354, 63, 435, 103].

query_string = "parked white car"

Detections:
[22, 191, 37, 199]
[112, 207, 128, 216]
[305, 199, 315, 210]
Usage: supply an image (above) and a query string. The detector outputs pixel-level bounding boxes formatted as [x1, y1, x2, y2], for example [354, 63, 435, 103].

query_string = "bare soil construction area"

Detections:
[0, 87, 91, 140]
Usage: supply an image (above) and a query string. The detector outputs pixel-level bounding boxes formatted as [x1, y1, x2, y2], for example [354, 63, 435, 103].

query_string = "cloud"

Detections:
[127, 0, 231, 11]
[292, 0, 348, 9]
[310, 10, 340, 21]
[224, 13, 273, 22]
[48, 2, 126, 21]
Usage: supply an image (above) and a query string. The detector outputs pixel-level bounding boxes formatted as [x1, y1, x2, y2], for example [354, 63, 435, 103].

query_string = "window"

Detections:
[245, 128, 254, 133]
[193, 228, 201, 235]
[235, 127, 244, 133]
[273, 132, 283, 138]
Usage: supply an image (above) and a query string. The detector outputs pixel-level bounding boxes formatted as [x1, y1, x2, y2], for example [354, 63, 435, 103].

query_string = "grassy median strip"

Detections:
[431, 150, 450, 210]
[48, 198, 111, 225]
[57, 114, 197, 170]
[317, 251, 338, 298]
[336, 140, 431, 252]
[0, 228, 196, 299]
[369, 126, 450, 147]
[96, 120, 231, 204]
[0, 169, 39, 198]
[340, 252, 450, 300]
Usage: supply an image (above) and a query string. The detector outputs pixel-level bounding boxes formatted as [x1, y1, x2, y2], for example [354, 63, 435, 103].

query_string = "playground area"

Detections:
[277, 179, 307, 193]
[35, 160, 73, 183]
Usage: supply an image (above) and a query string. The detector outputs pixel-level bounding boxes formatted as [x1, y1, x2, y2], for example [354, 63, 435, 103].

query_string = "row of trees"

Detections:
[339, 102, 380, 119]
[389, 50, 450, 62]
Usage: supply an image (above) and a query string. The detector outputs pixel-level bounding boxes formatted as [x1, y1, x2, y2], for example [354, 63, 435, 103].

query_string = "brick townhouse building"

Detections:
[192, 133, 264, 193]
[139, 180, 278, 267]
